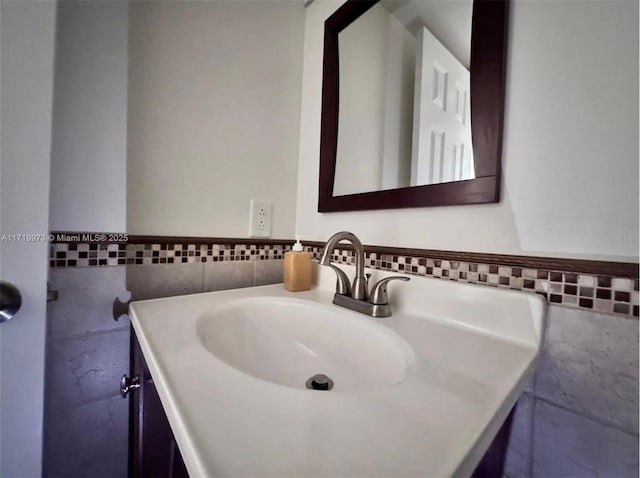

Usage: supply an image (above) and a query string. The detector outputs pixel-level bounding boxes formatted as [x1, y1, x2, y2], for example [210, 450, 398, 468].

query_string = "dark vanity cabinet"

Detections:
[128, 330, 189, 478]
[471, 407, 515, 478]
[127, 328, 514, 478]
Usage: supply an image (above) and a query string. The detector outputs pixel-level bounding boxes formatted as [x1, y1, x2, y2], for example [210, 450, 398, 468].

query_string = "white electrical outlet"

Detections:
[248, 199, 272, 237]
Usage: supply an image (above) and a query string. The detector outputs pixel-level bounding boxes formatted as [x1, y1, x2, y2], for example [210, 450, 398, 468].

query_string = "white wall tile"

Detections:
[532, 400, 638, 478]
[504, 393, 534, 478]
[536, 306, 639, 434]
[44, 393, 128, 477]
[254, 260, 284, 286]
[48, 266, 128, 339]
[203, 261, 254, 292]
[45, 329, 129, 411]
[126, 263, 204, 300]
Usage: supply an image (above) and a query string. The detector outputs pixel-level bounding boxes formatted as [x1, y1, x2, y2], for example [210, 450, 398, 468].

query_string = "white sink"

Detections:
[129, 265, 545, 478]
[196, 297, 414, 392]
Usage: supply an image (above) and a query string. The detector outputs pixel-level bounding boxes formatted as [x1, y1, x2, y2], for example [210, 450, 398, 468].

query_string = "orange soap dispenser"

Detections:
[284, 236, 311, 292]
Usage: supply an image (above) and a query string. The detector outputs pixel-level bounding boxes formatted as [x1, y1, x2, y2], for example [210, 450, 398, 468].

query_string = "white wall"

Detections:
[381, 13, 415, 190]
[295, 0, 639, 262]
[335, 4, 415, 195]
[388, 0, 472, 69]
[127, 1, 304, 238]
[334, 5, 387, 196]
[49, 1, 128, 233]
[0, 1, 56, 476]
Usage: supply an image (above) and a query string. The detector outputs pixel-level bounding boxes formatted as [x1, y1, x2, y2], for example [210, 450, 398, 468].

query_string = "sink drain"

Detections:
[305, 373, 334, 391]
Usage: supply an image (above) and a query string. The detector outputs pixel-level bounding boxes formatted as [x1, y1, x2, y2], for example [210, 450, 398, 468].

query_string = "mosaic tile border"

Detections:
[302, 246, 639, 319]
[50, 242, 290, 267]
[49, 233, 638, 319]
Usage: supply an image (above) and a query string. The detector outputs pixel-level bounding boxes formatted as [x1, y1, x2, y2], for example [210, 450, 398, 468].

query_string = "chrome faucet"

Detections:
[320, 231, 368, 300]
[320, 231, 409, 318]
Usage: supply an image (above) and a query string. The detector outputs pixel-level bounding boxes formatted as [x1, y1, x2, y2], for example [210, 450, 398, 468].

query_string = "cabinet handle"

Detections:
[120, 374, 141, 398]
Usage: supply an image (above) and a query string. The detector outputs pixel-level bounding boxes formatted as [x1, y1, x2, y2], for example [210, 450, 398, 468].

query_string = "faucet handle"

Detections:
[327, 264, 352, 296]
[369, 276, 410, 305]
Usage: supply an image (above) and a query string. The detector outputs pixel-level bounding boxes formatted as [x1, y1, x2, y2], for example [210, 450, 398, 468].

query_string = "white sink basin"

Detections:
[196, 297, 414, 392]
[129, 265, 545, 478]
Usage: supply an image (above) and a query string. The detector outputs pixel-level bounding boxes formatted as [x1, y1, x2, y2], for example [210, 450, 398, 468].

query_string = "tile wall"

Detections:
[50, 241, 639, 318]
[126, 258, 284, 300]
[309, 246, 639, 319]
[44, 266, 130, 477]
[505, 306, 638, 477]
[46, 235, 639, 477]
[44, 241, 285, 478]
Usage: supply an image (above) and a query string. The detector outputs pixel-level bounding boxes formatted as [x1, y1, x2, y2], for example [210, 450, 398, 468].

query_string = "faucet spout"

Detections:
[320, 231, 367, 300]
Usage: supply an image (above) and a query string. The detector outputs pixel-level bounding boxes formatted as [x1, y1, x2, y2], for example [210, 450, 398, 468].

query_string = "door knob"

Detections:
[120, 374, 141, 398]
[0, 281, 22, 323]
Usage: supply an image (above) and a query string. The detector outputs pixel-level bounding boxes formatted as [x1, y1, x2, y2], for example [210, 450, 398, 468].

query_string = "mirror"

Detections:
[319, 0, 508, 212]
[335, 0, 474, 195]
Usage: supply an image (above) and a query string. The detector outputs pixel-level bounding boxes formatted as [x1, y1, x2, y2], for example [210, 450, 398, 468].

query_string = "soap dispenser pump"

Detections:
[284, 236, 311, 292]
[292, 236, 304, 252]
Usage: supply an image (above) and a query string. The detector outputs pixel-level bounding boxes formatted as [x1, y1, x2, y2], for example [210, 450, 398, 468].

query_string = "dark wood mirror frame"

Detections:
[318, 0, 509, 212]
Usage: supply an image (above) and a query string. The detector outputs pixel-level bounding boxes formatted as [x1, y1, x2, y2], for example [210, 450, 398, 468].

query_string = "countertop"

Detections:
[129, 265, 544, 477]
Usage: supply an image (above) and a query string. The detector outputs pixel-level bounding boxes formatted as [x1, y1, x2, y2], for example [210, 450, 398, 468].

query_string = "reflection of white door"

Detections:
[411, 26, 473, 186]
[1, 2, 56, 476]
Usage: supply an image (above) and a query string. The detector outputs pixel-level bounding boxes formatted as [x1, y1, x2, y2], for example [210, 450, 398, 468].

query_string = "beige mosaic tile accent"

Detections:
[304, 245, 638, 320]
[50, 242, 289, 268]
[49, 239, 638, 319]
